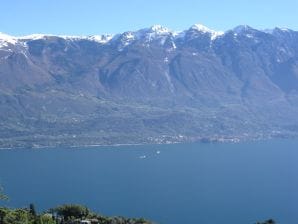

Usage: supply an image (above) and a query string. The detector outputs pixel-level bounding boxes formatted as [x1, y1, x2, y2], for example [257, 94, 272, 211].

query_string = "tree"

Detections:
[29, 203, 37, 217]
[50, 204, 89, 221]
[0, 188, 8, 224]
[3, 208, 30, 224]
[39, 214, 56, 224]
[0, 208, 8, 224]
[0, 186, 8, 201]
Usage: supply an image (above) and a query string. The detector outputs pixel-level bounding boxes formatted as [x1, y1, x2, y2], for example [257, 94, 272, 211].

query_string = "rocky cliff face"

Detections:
[1, 24, 298, 147]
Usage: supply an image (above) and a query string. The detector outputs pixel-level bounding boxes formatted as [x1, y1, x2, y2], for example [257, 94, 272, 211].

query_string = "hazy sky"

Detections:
[1, 0, 297, 36]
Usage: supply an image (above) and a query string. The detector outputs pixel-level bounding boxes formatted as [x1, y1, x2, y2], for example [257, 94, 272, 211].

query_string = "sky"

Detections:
[0, 0, 298, 36]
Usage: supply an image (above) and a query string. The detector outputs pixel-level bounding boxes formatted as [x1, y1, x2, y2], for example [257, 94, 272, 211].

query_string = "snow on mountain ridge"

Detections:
[190, 24, 215, 33]
[189, 24, 224, 40]
[88, 34, 114, 43]
[233, 25, 254, 34]
[143, 25, 172, 43]
[0, 32, 115, 48]
[1, 24, 295, 49]
[19, 33, 115, 44]
[0, 32, 17, 46]
[19, 34, 53, 40]
[149, 25, 171, 34]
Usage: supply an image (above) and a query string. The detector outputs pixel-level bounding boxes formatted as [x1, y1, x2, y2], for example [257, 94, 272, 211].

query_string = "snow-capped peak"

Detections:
[149, 25, 171, 34]
[122, 32, 135, 39]
[125, 25, 173, 46]
[274, 27, 293, 32]
[190, 24, 214, 33]
[189, 24, 224, 40]
[233, 25, 254, 34]
[0, 32, 17, 45]
[117, 32, 136, 50]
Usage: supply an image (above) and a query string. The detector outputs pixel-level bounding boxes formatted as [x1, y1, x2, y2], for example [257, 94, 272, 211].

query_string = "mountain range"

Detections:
[1, 24, 298, 148]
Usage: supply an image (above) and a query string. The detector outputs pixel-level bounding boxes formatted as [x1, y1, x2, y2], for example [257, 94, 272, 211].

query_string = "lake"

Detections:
[0, 140, 297, 224]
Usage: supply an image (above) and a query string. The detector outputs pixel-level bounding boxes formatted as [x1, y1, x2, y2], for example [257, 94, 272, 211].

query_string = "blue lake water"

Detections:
[0, 140, 298, 224]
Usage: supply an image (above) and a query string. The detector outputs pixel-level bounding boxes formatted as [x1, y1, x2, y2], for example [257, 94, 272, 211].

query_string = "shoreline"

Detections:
[0, 135, 295, 150]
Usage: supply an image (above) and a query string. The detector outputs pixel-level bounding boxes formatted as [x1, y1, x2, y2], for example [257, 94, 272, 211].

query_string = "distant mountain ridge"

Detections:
[1, 24, 298, 148]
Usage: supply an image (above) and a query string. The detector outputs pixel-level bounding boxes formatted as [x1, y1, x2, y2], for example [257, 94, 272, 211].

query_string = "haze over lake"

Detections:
[0, 140, 297, 224]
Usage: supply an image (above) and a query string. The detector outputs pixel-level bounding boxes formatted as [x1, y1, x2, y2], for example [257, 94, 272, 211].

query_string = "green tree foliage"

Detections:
[3, 208, 31, 224]
[50, 204, 89, 221]
[0, 202, 153, 224]
[0, 208, 9, 224]
[39, 214, 56, 224]
[0, 207, 56, 224]
[49, 204, 153, 224]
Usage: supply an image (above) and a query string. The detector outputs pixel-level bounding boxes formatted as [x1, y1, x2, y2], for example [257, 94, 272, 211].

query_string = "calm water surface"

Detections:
[0, 140, 297, 224]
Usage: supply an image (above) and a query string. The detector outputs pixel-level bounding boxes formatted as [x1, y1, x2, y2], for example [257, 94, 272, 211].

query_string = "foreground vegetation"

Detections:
[0, 204, 152, 224]
[0, 187, 277, 224]
[0, 204, 277, 224]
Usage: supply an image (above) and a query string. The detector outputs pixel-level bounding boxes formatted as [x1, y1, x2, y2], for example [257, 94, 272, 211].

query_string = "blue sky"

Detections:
[1, 0, 297, 36]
